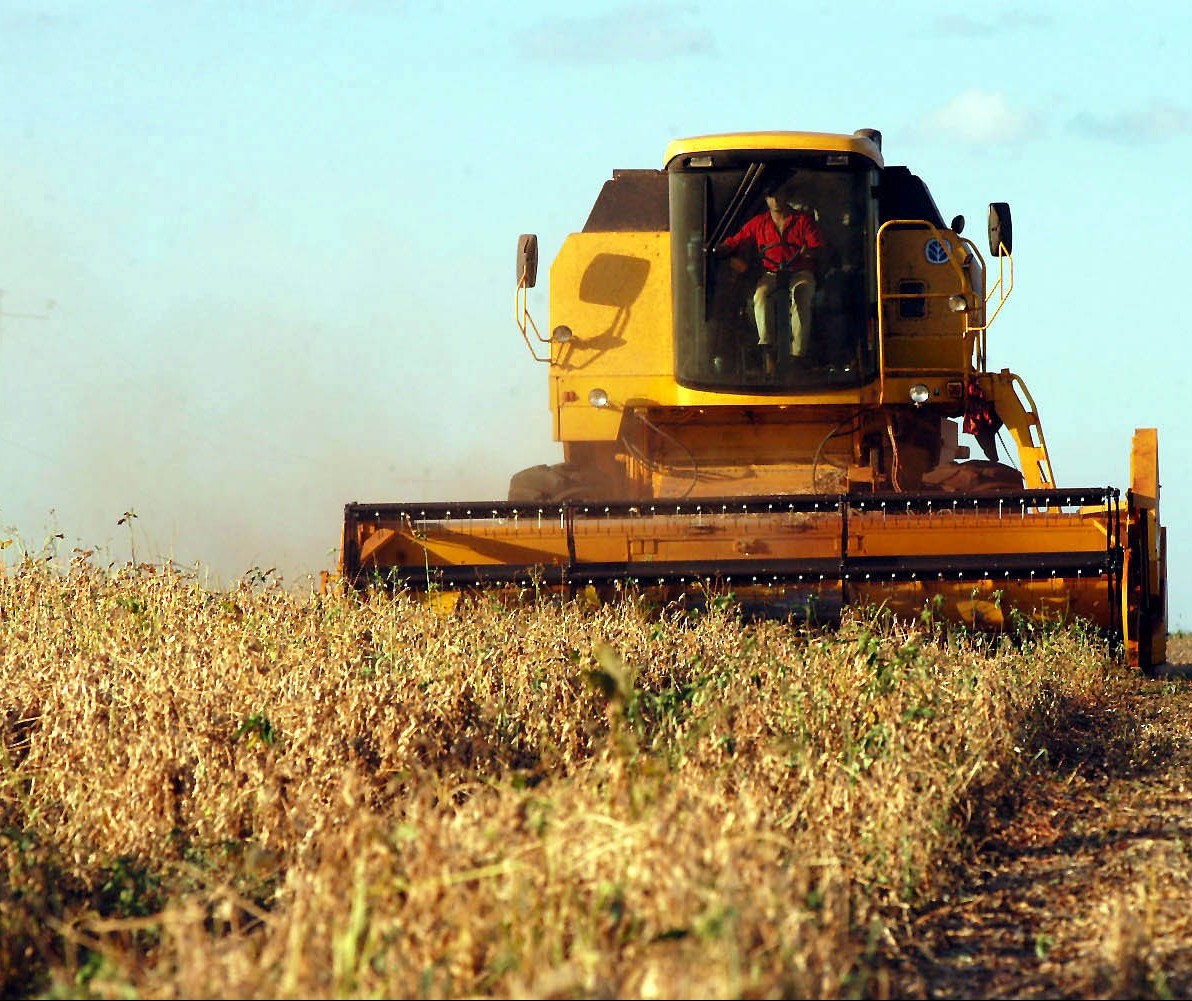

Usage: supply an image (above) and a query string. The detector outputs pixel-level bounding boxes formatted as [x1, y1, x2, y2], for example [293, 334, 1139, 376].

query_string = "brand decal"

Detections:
[925, 238, 951, 264]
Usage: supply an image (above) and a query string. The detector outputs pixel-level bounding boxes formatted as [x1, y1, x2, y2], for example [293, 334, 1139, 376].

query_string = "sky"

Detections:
[2, 1, 1191, 627]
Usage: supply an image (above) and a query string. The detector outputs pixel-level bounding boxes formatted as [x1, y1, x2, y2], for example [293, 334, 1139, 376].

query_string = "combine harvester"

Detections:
[338, 129, 1167, 671]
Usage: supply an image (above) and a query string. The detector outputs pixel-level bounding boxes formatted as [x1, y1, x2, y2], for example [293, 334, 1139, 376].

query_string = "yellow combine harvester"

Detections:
[339, 129, 1167, 671]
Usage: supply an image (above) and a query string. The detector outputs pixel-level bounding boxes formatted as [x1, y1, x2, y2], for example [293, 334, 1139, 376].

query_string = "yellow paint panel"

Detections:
[550, 233, 673, 375]
[663, 131, 883, 167]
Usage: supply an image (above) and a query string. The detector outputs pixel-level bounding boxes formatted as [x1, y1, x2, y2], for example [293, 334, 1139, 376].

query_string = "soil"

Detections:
[882, 640, 1192, 1000]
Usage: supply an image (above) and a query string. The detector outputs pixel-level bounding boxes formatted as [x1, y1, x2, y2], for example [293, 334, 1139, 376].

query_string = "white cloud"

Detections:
[910, 90, 1041, 145]
[930, 10, 1052, 37]
[517, 3, 715, 64]
[1071, 101, 1192, 143]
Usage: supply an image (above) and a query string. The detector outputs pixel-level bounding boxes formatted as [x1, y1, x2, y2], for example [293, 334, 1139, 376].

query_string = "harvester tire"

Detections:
[920, 459, 1025, 493]
[507, 463, 609, 503]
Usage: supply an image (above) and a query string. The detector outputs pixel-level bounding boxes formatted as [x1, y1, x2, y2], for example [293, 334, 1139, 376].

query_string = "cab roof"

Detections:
[664, 130, 884, 169]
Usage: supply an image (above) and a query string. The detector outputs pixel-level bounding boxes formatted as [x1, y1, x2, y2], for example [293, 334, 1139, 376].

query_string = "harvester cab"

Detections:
[340, 129, 1167, 671]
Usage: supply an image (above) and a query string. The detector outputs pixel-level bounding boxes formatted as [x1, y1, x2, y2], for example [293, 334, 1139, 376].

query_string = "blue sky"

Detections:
[2, 2, 1191, 628]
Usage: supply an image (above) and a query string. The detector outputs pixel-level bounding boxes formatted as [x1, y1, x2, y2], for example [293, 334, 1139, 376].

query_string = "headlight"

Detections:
[588, 388, 610, 408]
[910, 384, 930, 406]
[947, 294, 968, 313]
[552, 325, 574, 343]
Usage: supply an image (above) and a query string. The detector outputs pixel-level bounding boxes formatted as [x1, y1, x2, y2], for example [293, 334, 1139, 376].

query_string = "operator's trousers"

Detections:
[753, 270, 816, 356]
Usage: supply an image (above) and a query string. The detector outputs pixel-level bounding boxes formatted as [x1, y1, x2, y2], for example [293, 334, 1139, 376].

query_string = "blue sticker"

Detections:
[925, 238, 951, 264]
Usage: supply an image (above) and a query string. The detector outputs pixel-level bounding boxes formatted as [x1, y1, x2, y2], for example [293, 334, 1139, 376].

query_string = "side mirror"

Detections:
[988, 203, 1012, 256]
[517, 234, 539, 288]
[950, 214, 965, 235]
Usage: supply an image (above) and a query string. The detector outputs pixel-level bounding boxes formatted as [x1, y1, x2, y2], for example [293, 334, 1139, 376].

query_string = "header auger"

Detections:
[338, 129, 1167, 671]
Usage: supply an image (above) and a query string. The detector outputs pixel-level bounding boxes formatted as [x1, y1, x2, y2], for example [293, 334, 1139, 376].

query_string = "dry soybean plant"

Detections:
[1, 557, 1125, 998]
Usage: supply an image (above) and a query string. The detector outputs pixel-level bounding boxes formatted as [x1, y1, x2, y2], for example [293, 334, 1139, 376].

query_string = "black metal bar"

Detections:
[344, 495, 845, 523]
[1108, 491, 1122, 652]
[564, 506, 577, 568]
[341, 503, 362, 582]
[359, 549, 1120, 591]
[849, 487, 1118, 515]
[1129, 489, 1153, 667]
[840, 497, 850, 609]
[843, 550, 1117, 581]
[343, 486, 1118, 527]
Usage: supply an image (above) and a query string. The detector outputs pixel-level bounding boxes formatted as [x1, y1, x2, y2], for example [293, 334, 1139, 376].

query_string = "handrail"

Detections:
[515, 271, 551, 363]
[965, 243, 1014, 336]
[958, 237, 987, 369]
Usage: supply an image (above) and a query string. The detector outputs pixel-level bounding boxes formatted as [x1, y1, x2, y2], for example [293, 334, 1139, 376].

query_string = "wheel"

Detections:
[507, 463, 611, 503]
[919, 460, 1025, 493]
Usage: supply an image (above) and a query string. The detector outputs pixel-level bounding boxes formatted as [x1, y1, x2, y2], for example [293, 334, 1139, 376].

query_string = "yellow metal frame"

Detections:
[663, 131, 884, 168]
[344, 491, 1126, 655]
[1125, 428, 1165, 667]
[984, 371, 1056, 488]
[875, 219, 977, 405]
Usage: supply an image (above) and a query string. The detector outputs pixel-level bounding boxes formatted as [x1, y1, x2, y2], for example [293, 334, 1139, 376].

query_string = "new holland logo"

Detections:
[924, 238, 951, 264]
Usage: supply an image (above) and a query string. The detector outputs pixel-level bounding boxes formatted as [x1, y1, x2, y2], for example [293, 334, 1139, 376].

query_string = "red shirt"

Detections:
[722, 210, 824, 273]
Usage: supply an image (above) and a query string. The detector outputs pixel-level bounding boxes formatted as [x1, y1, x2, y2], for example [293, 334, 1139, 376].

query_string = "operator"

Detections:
[714, 188, 826, 373]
